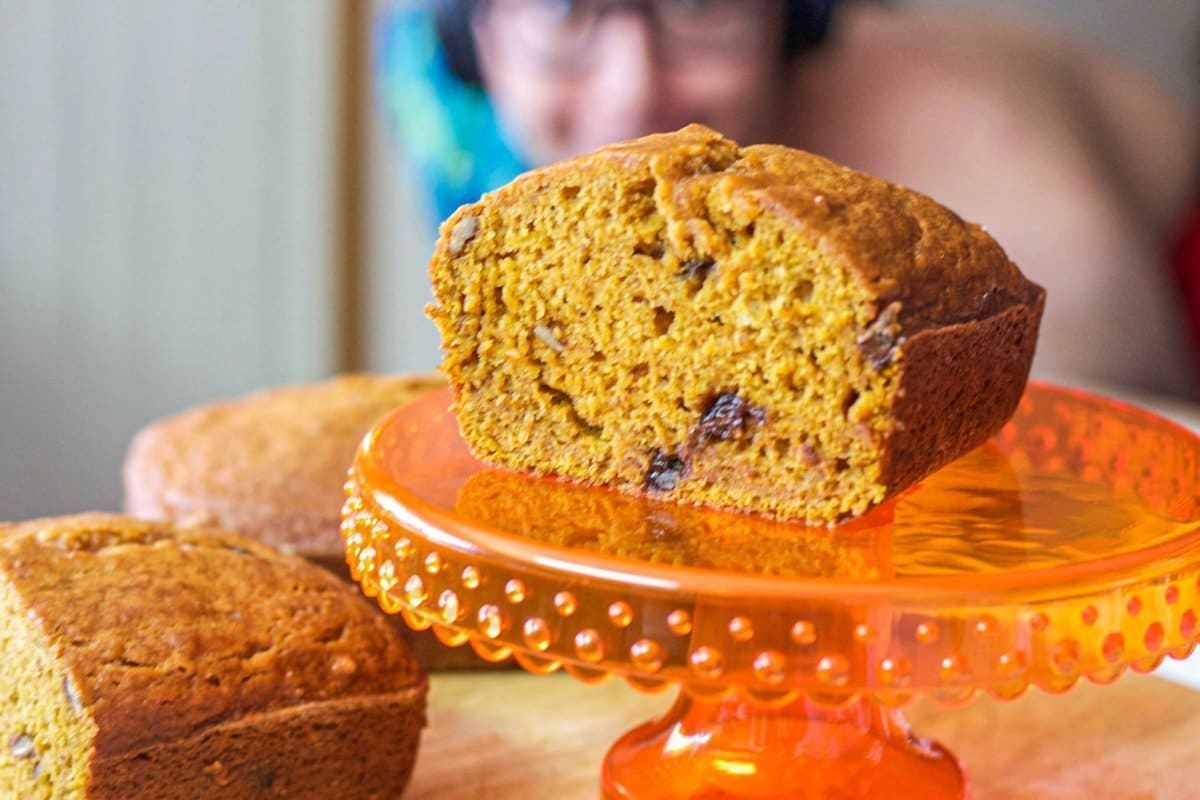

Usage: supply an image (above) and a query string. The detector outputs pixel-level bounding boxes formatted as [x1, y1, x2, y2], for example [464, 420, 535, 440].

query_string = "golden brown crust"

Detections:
[122, 373, 445, 556]
[883, 297, 1045, 496]
[0, 513, 425, 795]
[90, 692, 425, 800]
[700, 138, 1043, 335]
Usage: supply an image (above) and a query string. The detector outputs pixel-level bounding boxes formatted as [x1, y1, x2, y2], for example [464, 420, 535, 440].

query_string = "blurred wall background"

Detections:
[0, 2, 341, 518]
[2, 0, 1197, 520]
[925, 0, 1197, 106]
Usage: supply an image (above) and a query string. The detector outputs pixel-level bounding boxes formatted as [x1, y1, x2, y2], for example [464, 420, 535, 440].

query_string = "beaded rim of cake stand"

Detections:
[342, 382, 1200, 709]
[342, 475, 1200, 710]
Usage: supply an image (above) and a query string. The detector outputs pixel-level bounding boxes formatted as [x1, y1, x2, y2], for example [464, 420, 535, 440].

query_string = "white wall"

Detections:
[0, 1, 338, 519]
[366, 101, 443, 375]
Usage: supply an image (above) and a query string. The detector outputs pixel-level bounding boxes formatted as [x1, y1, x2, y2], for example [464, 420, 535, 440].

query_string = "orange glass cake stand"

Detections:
[341, 384, 1200, 799]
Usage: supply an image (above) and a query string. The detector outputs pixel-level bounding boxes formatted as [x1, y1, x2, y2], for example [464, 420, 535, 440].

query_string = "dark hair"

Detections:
[432, 0, 836, 87]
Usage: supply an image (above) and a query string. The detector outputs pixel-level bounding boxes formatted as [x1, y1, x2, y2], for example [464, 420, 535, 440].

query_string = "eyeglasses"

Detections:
[475, 0, 780, 69]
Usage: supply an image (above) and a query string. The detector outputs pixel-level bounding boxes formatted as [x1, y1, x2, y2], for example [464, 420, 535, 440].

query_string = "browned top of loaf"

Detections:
[441, 124, 1041, 333]
[123, 373, 445, 554]
[0, 513, 424, 759]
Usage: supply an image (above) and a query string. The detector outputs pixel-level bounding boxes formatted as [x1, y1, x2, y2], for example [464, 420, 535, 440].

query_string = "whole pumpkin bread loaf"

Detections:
[428, 125, 1045, 523]
[0, 513, 426, 799]
[123, 373, 446, 559]
[122, 373, 489, 670]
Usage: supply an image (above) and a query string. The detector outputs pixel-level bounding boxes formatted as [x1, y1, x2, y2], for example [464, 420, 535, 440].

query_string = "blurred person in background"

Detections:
[377, 0, 1199, 398]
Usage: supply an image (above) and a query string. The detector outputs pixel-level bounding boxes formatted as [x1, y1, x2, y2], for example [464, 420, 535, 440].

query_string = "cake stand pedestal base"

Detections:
[602, 689, 967, 800]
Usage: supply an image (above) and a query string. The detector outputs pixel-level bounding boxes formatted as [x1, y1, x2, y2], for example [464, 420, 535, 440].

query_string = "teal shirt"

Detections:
[375, 5, 529, 227]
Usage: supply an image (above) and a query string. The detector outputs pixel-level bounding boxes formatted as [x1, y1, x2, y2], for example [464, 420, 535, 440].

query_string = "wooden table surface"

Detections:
[405, 670, 1200, 799]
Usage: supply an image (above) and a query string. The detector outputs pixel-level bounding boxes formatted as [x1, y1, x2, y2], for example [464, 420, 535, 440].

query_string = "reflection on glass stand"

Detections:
[343, 385, 1200, 799]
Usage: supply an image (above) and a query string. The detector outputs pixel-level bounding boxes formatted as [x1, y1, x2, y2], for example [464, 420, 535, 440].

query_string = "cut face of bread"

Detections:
[428, 125, 1044, 523]
[0, 585, 95, 799]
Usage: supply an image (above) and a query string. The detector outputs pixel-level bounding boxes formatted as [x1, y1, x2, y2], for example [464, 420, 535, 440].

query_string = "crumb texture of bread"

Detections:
[0, 513, 426, 799]
[122, 373, 446, 555]
[428, 125, 1044, 523]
